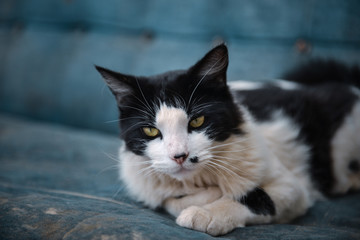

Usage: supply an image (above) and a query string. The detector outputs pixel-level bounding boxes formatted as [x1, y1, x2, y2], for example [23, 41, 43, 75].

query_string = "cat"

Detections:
[95, 44, 360, 236]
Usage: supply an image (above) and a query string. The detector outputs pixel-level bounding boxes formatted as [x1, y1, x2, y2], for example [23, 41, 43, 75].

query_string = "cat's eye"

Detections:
[190, 116, 205, 128]
[143, 127, 160, 137]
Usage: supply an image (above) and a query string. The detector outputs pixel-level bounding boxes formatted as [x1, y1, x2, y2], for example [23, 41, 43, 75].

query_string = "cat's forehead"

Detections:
[148, 70, 187, 83]
[155, 104, 188, 129]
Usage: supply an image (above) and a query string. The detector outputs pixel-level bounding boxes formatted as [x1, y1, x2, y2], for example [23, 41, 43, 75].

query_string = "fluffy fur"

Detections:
[96, 44, 360, 236]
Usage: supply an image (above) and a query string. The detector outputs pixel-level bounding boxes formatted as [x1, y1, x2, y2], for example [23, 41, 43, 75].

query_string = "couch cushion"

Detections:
[1, 0, 360, 42]
[1, 0, 360, 134]
[1, 114, 360, 239]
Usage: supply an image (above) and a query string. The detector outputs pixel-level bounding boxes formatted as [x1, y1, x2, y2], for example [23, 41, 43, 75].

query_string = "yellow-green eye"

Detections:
[143, 127, 160, 137]
[190, 116, 205, 128]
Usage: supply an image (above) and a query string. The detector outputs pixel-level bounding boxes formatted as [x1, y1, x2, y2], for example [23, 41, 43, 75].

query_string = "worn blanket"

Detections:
[0, 114, 359, 239]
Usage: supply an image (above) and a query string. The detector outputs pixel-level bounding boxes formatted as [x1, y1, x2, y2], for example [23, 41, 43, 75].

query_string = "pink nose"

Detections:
[172, 153, 189, 165]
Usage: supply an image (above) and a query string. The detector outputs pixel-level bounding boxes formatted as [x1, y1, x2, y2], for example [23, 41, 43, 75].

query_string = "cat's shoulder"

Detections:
[230, 79, 359, 121]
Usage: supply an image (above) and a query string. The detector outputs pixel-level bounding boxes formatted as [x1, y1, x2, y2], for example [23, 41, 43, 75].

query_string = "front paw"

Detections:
[176, 206, 212, 233]
[176, 206, 236, 236]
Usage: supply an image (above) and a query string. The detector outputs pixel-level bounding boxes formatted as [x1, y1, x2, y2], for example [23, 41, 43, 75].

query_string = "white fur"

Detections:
[229, 79, 299, 92]
[331, 100, 360, 194]
[254, 110, 319, 222]
[273, 79, 300, 90]
[229, 80, 263, 90]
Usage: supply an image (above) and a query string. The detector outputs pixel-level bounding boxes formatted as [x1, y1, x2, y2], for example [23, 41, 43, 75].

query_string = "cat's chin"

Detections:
[169, 167, 196, 181]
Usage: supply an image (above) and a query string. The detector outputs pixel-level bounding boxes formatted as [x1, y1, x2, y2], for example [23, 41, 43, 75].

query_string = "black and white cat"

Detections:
[96, 44, 360, 236]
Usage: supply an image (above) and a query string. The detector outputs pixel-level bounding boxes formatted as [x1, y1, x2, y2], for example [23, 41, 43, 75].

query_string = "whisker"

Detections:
[143, 169, 158, 179]
[121, 106, 154, 118]
[205, 162, 233, 187]
[206, 161, 238, 178]
[96, 165, 118, 177]
[121, 160, 153, 167]
[135, 77, 154, 115]
[102, 151, 120, 163]
[210, 155, 241, 161]
[210, 148, 253, 154]
[106, 116, 147, 124]
[202, 164, 220, 180]
[210, 158, 250, 175]
[112, 184, 127, 199]
[207, 159, 250, 183]
[120, 121, 149, 136]
[187, 55, 227, 111]
[135, 165, 154, 177]
[104, 119, 121, 124]
[205, 139, 248, 151]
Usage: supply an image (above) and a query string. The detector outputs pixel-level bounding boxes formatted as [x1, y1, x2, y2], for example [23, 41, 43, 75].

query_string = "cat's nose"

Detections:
[172, 152, 189, 165]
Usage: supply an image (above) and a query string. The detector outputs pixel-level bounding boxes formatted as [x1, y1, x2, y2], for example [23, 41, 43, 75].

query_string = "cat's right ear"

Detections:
[188, 43, 229, 86]
[95, 65, 135, 104]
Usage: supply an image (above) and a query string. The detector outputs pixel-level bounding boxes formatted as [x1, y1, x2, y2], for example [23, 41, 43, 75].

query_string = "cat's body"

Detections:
[96, 44, 360, 236]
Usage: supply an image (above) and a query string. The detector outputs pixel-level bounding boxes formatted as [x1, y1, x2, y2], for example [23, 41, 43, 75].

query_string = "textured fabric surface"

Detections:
[1, 114, 360, 239]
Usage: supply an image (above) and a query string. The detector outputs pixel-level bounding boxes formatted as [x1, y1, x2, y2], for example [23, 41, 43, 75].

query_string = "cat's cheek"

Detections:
[188, 132, 213, 160]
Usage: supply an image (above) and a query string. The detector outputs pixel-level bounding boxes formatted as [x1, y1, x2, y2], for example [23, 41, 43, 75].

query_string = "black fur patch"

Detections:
[235, 84, 358, 195]
[239, 187, 276, 216]
[349, 160, 360, 173]
[283, 59, 360, 89]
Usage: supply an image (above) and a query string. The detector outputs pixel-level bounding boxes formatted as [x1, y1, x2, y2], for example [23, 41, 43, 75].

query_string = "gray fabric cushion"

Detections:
[1, 114, 359, 239]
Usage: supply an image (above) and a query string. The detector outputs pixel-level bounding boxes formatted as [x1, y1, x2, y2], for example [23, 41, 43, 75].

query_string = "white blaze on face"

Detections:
[145, 104, 212, 179]
[156, 104, 189, 158]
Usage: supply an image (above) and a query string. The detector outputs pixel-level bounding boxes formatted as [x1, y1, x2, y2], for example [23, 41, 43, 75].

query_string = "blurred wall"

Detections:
[0, 0, 359, 134]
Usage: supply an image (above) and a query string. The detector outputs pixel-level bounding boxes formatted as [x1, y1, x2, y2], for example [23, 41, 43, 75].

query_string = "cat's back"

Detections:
[230, 80, 360, 195]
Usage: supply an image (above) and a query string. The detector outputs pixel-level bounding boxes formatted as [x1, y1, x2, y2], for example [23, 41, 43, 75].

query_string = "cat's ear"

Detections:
[188, 43, 229, 85]
[95, 65, 135, 104]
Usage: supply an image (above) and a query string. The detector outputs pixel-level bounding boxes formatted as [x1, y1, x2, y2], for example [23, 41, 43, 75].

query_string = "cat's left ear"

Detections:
[188, 43, 229, 85]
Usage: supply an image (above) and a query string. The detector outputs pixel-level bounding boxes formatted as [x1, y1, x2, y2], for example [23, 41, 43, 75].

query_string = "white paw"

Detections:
[176, 206, 212, 233]
[176, 206, 237, 236]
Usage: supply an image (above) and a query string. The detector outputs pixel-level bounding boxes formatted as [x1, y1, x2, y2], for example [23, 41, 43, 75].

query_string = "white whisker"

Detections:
[205, 162, 233, 187]
[210, 148, 253, 154]
[210, 158, 250, 175]
[205, 139, 248, 151]
[135, 77, 154, 115]
[121, 105, 154, 118]
[121, 160, 152, 167]
[112, 184, 127, 199]
[96, 165, 118, 176]
[102, 151, 120, 163]
[187, 55, 227, 111]
[206, 160, 248, 183]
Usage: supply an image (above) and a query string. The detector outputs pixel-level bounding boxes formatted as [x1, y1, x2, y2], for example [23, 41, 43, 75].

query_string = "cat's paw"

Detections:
[176, 206, 236, 236]
[176, 206, 212, 233]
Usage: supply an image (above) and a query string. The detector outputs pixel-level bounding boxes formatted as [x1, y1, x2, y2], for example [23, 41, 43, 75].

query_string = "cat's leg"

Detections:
[176, 174, 313, 236]
[163, 186, 222, 217]
[246, 175, 313, 225]
[176, 196, 251, 236]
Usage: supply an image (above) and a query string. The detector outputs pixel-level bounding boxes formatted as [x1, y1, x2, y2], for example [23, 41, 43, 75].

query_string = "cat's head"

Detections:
[96, 44, 243, 180]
